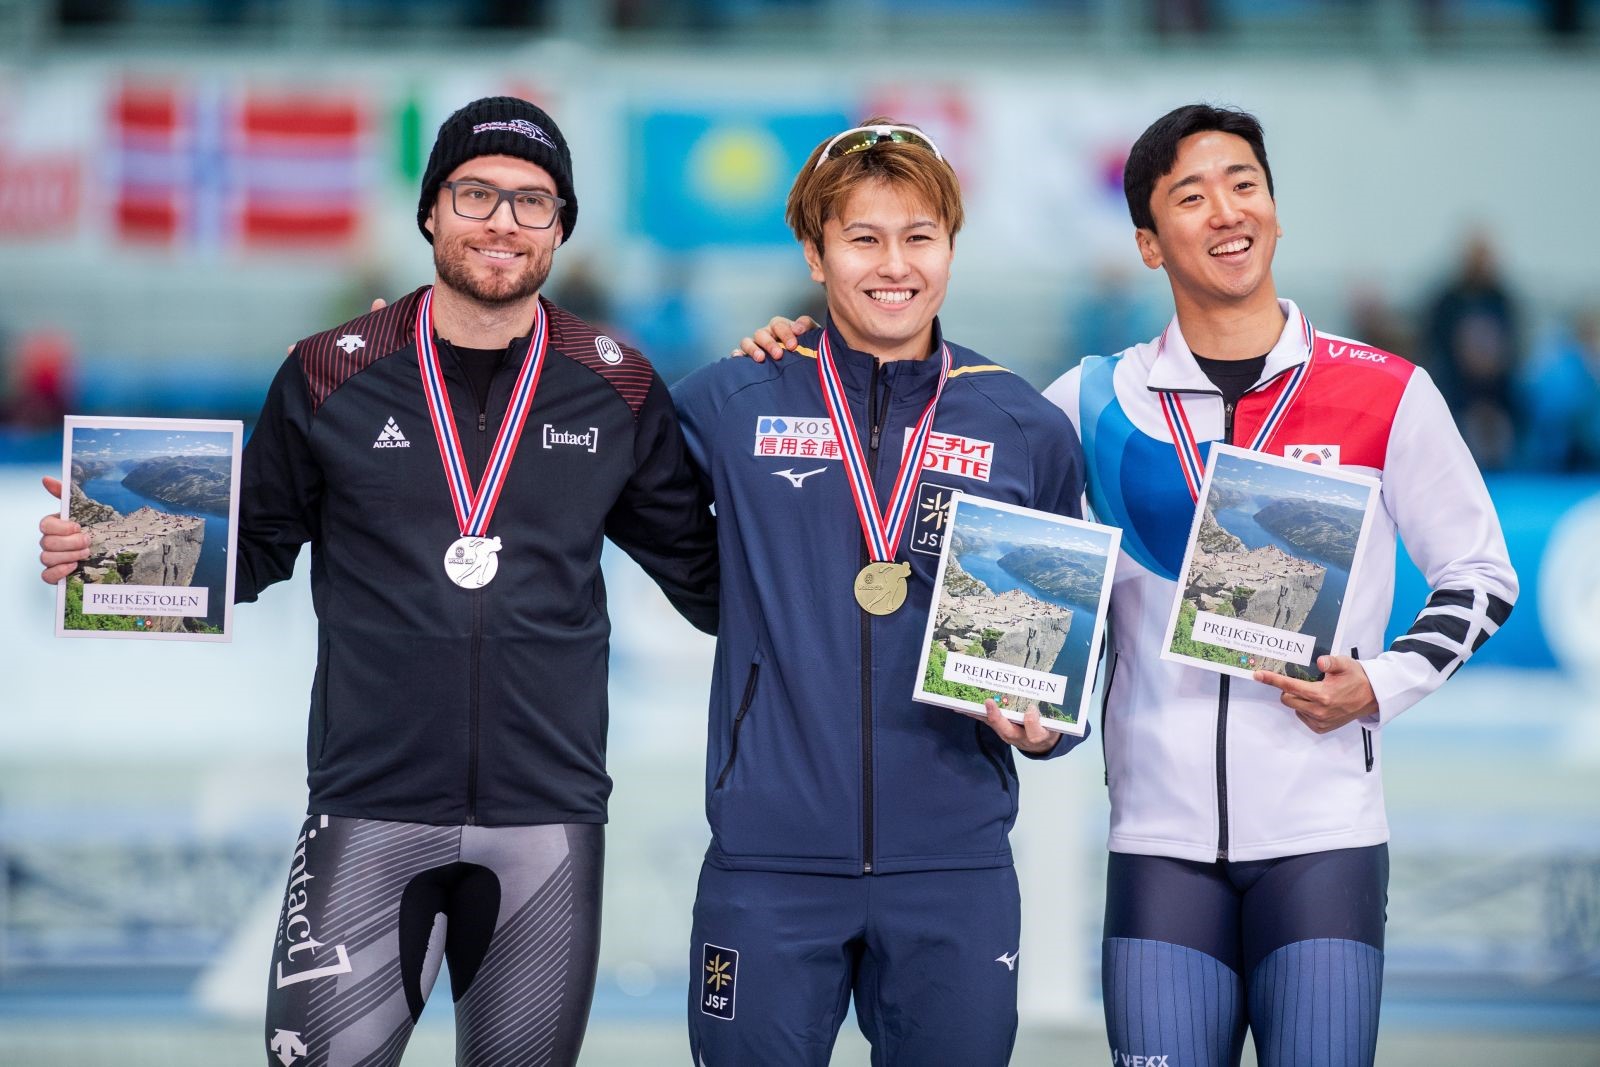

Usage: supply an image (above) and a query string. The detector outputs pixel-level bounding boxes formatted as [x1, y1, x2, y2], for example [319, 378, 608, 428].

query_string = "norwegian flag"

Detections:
[112, 83, 366, 248]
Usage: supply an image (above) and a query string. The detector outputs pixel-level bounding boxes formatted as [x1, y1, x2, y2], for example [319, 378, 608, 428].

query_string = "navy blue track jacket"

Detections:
[673, 322, 1088, 877]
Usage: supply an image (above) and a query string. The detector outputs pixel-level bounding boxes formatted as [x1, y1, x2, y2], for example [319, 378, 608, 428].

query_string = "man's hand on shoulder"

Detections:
[38, 476, 90, 584]
[732, 315, 817, 363]
[982, 697, 1059, 756]
[286, 297, 388, 356]
[1254, 655, 1379, 734]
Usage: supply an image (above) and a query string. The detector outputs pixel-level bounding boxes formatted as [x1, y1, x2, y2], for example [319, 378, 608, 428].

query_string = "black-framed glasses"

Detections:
[442, 180, 566, 229]
[814, 124, 945, 171]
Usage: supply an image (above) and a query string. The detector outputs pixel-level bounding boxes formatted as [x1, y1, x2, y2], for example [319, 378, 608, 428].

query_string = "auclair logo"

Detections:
[472, 118, 557, 150]
[595, 336, 624, 365]
[374, 418, 410, 449]
[543, 424, 599, 453]
[1327, 342, 1388, 363]
[335, 334, 365, 355]
[275, 817, 354, 989]
[701, 943, 738, 1020]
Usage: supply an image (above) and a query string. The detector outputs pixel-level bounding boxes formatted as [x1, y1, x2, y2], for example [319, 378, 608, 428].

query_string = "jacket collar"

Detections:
[1147, 299, 1312, 393]
[811, 318, 949, 393]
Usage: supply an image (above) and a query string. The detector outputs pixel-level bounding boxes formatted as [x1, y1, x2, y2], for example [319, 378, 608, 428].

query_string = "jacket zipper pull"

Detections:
[1224, 399, 1236, 443]
[478, 411, 487, 433]
[870, 422, 881, 451]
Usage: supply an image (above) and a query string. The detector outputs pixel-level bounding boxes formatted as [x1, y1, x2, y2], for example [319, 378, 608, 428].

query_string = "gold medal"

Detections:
[854, 561, 912, 615]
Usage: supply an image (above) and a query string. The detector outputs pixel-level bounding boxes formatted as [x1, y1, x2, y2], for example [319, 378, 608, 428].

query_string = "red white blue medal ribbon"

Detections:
[1159, 314, 1315, 502]
[815, 331, 951, 562]
[415, 286, 549, 540]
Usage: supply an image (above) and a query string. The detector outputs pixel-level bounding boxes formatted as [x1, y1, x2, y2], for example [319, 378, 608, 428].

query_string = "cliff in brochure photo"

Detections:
[1185, 506, 1325, 638]
[69, 489, 205, 634]
[934, 558, 1073, 679]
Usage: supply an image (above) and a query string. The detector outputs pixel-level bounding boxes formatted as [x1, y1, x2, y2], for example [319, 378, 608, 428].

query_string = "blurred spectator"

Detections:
[1155, 0, 1216, 36]
[1422, 231, 1521, 470]
[1517, 309, 1600, 471]
[1347, 283, 1412, 360]
[1068, 263, 1164, 364]
[549, 254, 617, 334]
[2, 329, 75, 428]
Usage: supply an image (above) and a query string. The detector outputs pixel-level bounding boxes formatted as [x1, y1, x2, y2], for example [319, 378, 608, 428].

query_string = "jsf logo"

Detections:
[701, 943, 738, 1020]
[274, 821, 354, 988]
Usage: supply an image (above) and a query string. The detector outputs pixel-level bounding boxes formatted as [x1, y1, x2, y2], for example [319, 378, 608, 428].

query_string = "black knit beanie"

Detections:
[417, 96, 578, 243]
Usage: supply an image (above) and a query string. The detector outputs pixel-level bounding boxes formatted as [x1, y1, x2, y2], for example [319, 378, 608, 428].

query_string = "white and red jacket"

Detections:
[1043, 299, 1517, 862]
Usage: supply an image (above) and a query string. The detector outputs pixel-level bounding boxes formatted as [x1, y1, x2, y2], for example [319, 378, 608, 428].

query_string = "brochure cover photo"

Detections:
[55, 416, 243, 642]
[914, 493, 1120, 737]
[1161, 443, 1381, 681]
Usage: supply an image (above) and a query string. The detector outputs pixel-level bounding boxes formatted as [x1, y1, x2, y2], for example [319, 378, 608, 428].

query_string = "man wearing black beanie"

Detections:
[38, 96, 719, 1066]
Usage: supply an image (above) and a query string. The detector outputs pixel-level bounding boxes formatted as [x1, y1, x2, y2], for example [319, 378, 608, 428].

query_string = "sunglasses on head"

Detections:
[814, 125, 945, 171]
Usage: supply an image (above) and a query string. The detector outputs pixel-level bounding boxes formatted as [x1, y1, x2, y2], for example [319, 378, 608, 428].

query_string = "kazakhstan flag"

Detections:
[630, 108, 851, 249]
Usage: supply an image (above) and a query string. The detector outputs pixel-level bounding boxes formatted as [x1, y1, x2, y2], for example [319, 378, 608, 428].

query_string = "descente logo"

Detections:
[543, 424, 599, 453]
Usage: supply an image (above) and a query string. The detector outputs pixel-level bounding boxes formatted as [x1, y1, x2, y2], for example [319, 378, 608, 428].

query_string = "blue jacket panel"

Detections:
[673, 323, 1088, 876]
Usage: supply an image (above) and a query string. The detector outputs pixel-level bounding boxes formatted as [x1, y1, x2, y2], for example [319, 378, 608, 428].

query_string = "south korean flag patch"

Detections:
[1285, 444, 1340, 467]
[700, 943, 738, 1020]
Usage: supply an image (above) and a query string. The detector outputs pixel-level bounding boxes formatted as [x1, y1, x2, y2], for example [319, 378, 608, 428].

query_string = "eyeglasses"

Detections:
[814, 125, 945, 171]
[442, 180, 566, 229]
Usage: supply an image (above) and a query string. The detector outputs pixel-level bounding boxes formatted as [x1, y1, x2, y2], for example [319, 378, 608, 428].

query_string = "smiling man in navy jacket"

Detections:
[672, 119, 1088, 1067]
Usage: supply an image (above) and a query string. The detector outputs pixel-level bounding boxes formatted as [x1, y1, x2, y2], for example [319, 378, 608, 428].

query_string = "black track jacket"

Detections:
[238, 286, 718, 826]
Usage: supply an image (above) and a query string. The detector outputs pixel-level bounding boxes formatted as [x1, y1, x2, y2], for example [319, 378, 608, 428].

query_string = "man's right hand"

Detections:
[732, 315, 817, 363]
[38, 476, 90, 584]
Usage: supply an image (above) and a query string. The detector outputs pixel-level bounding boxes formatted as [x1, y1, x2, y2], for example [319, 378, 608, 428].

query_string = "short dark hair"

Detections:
[1123, 104, 1273, 233]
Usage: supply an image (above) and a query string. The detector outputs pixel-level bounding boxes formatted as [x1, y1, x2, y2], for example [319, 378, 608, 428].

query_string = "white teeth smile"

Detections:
[1210, 238, 1251, 256]
[869, 290, 913, 304]
[477, 248, 520, 260]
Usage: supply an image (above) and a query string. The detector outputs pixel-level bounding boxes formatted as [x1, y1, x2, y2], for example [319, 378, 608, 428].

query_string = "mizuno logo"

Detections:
[335, 334, 365, 354]
[995, 950, 1018, 971]
[373, 418, 410, 449]
[772, 467, 826, 488]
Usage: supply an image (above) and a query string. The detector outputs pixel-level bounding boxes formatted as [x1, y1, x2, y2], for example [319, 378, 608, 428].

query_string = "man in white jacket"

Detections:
[1041, 103, 1517, 1067]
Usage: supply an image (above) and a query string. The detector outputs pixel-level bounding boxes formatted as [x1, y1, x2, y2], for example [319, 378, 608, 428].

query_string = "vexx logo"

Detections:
[1110, 1050, 1170, 1066]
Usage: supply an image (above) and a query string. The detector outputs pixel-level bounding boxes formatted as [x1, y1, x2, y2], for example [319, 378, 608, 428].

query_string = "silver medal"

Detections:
[443, 536, 503, 589]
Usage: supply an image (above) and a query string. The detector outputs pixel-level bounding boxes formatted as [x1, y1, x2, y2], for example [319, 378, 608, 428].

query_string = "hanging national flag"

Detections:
[110, 82, 368, 250]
